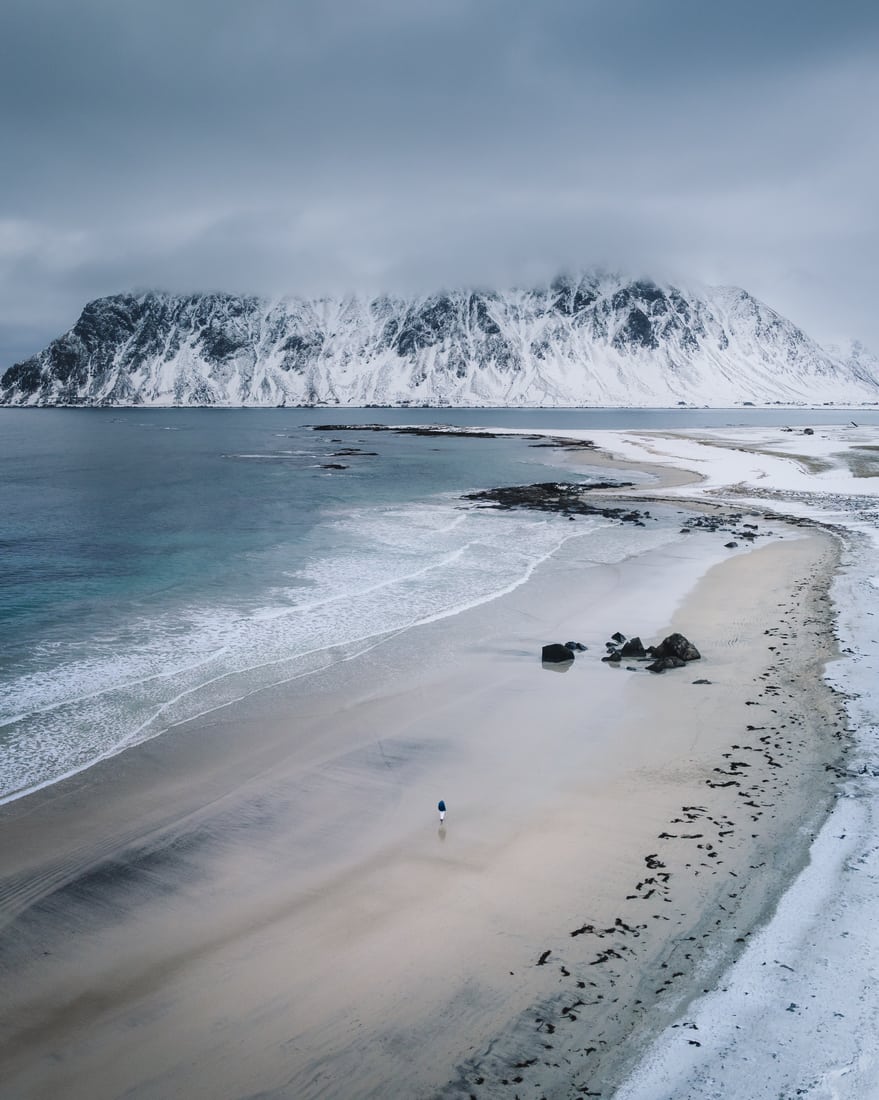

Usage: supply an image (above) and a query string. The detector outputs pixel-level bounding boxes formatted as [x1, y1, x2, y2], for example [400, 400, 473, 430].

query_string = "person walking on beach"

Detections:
[438, 799, 446, 823]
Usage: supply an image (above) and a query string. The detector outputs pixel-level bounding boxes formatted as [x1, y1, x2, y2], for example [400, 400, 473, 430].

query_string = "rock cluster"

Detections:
[602, 631, 701, 673]
[681, 512, 763, 544]
[465, 482, 646, 525]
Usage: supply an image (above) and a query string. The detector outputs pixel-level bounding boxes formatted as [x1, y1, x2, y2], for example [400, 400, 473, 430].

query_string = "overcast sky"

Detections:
[1, 0, 877, 364]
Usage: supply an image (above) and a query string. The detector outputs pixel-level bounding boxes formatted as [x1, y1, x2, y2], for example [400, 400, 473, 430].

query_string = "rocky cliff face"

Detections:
[3, 274, 877, 406]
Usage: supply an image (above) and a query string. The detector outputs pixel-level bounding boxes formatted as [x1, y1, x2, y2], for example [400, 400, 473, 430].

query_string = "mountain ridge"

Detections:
[3, 274, 878, 407]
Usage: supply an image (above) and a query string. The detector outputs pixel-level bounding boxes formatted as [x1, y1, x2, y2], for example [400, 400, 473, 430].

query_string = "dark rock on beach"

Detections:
[542, 643, 575, 664]
[619, 636, 646, 659]
[646, 655, 687, 673]
[650, 633, 701, 662]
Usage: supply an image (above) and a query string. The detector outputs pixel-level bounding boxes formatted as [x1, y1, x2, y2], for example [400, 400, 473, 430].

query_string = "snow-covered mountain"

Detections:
[3, 274, 878, 407]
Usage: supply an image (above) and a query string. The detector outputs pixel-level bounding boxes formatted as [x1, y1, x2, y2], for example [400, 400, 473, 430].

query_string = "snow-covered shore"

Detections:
[577, 424, 879, 1099]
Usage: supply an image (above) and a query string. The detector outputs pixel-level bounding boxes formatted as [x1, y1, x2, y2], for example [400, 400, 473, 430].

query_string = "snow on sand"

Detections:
[582, 424, 879, 1100]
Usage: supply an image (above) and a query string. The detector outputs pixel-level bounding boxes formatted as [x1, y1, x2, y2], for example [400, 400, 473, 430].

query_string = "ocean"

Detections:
[3, 405, 877, 804]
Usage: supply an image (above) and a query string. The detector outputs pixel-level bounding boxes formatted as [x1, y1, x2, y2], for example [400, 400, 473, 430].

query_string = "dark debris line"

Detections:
[463, 482, 646, 525]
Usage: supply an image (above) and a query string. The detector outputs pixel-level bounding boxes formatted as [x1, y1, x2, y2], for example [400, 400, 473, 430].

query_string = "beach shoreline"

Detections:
[0, 435, 850, 1099]
[440, 530, 844, 1098]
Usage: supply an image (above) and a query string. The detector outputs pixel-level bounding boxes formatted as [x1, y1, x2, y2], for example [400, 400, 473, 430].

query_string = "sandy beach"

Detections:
[0, 436, 850, 1100]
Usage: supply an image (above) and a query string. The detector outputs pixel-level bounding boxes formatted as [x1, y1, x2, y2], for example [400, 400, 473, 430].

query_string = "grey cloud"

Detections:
[1, 0, 878, 361]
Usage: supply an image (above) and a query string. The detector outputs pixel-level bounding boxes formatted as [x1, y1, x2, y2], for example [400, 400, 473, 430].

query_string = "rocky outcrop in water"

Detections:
[463, 482, 646, 524]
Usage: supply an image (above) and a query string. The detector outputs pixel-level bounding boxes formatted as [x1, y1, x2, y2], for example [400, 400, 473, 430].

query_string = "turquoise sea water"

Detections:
[2, 406, 877, 802]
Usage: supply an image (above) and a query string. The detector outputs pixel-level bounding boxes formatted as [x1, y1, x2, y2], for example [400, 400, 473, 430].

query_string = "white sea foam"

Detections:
[0, 496, 676, 804]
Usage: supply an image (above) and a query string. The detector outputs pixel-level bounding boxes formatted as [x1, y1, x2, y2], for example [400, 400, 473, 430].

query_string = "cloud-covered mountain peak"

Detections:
[2, 275, 877, 407]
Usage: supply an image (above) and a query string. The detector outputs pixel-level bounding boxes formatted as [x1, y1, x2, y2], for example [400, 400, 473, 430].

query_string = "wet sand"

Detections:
[0, 484, 845, 1098]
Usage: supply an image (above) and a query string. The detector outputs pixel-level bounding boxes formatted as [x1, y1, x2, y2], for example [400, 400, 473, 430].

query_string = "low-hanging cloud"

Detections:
[1, 0, 877, 363]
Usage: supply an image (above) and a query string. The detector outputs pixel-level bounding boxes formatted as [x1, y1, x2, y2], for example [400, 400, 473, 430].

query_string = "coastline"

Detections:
[0, 435, 850, 1099]
[440, 530, 844, 1098]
